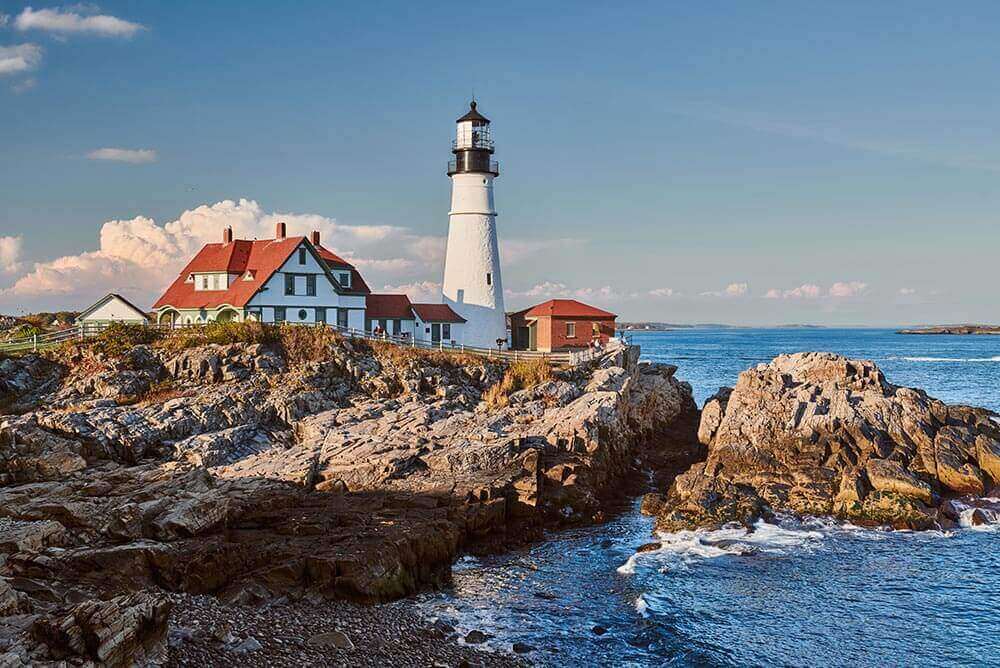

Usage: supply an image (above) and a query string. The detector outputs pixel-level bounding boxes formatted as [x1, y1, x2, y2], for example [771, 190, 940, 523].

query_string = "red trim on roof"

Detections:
[366, 294, 415, 320]
[411, 303, 466, 323]
[524, 299, 617, 319]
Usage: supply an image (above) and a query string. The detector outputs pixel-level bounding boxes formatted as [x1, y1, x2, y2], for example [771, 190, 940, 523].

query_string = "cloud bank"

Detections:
[87, 148, 158, 164]
[0, 199, 571, 312]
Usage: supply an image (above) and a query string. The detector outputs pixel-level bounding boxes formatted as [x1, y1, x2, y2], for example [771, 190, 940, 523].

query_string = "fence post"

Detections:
[32, 333, 37, 352]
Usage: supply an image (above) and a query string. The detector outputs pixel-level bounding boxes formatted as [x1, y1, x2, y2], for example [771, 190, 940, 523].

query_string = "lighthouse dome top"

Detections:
[457, 100, 490, 124]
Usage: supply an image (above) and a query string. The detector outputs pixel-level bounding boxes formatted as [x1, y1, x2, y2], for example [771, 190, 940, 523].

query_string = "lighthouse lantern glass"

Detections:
[455, 120, 492, 150]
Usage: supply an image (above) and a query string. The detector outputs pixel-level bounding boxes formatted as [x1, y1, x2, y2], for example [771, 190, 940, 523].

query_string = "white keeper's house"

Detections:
[153, 222, 467, 345]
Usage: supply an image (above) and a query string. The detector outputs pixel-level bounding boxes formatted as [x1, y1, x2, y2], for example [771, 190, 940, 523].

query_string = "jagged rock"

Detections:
[865, 459, 933, 505]
[32, 591, 170, 667]
[0, 336, 700, 666]
[652, 352, 1000, 531]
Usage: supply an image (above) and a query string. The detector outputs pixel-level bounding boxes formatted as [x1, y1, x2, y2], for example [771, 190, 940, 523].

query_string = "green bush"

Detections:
[90, 323, 165, 357]
[156, 321, 280, 353]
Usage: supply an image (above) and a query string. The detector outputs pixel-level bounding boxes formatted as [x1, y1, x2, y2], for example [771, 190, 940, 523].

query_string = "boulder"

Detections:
[654, 352, 1000, 531]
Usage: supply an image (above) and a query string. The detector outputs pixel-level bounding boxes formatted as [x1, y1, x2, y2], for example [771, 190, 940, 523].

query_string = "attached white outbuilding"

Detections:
[76, 293, 150, 325]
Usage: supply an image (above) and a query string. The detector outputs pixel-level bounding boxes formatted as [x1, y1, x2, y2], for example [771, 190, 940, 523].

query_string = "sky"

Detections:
[2, 1, 1000, 325]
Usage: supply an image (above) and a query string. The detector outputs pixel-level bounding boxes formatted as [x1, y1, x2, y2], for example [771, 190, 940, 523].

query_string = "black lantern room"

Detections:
[448, 101, 500, 176]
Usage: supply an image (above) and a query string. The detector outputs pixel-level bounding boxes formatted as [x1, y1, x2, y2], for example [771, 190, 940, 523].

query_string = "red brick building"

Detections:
[509, 299, 617, 352]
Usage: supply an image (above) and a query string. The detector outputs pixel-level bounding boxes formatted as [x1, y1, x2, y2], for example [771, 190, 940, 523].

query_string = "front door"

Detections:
[431, 323, 441, 343]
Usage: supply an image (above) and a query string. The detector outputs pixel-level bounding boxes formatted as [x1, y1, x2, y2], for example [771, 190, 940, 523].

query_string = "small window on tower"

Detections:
[486, 273, 492, 286]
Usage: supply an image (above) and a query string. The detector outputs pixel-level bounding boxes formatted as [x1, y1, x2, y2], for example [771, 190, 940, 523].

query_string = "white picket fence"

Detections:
[0, 321, 609, 366]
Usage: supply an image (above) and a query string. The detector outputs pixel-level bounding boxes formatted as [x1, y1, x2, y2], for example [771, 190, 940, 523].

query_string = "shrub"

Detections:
[90, 323, 165, 358]
[483, 358, 553, 408]
[156, 321, 279, 353]
[278, 324, 344, 365]
[366, 340, 484, 370]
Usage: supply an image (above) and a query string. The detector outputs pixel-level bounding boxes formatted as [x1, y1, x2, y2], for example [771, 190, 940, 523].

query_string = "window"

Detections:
[337, 309, 349, 328]
[338, 272, 351, 288]
[284, 274, 295, 295]
[456, 289, 465, 303]
[306, 274, 316, 296]
[442, 323, 451, 339]
[486, 273, 492, 286]
[274, 307, 286, 323]
[566, 321, 577, 338]
[392, 319, 401, 335]
[316, 308, 326, 324]
[298, 248, 307, 265]
[298, 309, 308, 321]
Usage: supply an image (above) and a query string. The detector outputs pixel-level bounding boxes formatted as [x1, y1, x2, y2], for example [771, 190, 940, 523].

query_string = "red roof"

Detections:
[153, 236, 369, 311]
[366, 294, 415, 320]
[524, 299, 616, 319]
[411, 303, 466, 323]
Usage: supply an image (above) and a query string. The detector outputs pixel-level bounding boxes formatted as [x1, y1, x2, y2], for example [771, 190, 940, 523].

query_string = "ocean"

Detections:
[417, 328, 1000, 667]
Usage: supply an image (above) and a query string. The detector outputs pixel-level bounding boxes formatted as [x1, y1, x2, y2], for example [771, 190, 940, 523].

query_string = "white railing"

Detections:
[0, 320, 619, 366]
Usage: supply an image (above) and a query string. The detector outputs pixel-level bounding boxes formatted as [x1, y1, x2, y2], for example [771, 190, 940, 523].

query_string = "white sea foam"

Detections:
[901, 356, 1000, 363]
[635, 594, 649, 617]
[617, 518, 828, 576]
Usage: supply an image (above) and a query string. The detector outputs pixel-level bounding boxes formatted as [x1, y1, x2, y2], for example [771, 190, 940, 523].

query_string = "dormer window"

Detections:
[338, 271, 351, 288]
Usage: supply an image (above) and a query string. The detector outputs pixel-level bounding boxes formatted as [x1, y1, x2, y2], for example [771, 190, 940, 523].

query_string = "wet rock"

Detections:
[591, 625, 608, 635]
[464, 630, 489, 644]
[512, 642, 534, 654]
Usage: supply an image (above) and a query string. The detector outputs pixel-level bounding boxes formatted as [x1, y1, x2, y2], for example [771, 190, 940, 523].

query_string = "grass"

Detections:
[364, 339, 484, 369]
[117, 379, 193, 407]
[155, 321, 279, 353]
[483, 358, 553, 408]
[89, 322, 166, 358]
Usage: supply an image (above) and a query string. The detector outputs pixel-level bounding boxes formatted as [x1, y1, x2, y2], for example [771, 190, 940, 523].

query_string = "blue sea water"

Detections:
[419, 329, 1000, 667]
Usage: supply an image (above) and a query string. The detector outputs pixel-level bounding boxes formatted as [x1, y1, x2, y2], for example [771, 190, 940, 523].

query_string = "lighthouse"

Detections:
[441, 101, 507, 348]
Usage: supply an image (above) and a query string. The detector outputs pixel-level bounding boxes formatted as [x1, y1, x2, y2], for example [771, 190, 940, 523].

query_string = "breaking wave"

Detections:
[899, 356, 1000, 363]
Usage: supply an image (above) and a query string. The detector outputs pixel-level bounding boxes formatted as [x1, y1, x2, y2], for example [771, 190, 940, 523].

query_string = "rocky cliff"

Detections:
[647, 352, 1000, 533]
[0, 330, 697, 665]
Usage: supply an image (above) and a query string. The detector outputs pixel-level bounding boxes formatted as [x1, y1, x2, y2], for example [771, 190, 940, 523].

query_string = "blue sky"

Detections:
[2, 1, 1000, 325]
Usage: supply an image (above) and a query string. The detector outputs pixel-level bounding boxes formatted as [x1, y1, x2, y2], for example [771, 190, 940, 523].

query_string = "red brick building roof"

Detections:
[411, 303, 466, 323]
[365, 294, 415, 320]
[523, 299, 616, 319]
[153, 235, 369, 311]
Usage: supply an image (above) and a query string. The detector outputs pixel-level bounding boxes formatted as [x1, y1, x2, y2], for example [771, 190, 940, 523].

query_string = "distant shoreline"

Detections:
[897, 325, 1000, 336]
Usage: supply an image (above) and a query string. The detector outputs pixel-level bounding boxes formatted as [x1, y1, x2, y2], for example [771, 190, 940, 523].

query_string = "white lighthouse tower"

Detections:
[441, 101, 507, 348]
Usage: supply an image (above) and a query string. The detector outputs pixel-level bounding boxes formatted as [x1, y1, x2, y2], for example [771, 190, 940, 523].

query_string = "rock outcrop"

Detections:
[650, 352, 1000, 531]
[0, 332, 697, 664]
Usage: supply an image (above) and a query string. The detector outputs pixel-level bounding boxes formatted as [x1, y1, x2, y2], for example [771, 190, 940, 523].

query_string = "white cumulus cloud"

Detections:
[766, 282, 868, 299]
[898, 288, 917, 296]
[87, 147, 157, 163]
[828, 281, 868, 298]
[701, 282, 748, 298]
[766, 283, 822, 299]
[379, 281, 442, 303]
[0, 44, 42, 76]
[0, 236, 24, 274]
[648, 287, 677, 298]
[14, 6, 145, 38]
